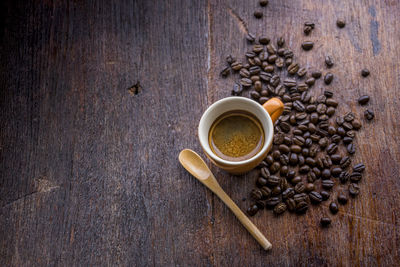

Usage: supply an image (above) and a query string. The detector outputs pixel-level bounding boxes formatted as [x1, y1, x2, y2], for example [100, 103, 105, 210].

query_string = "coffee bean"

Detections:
[342, 122, 353, 131]
[316, 103, 327, 114]
[350, 172, 362, 182]
[344, 112, 355, 122]
[261, 166, 271, 178]
[331, 167, 342, 177]
[294, 193, 308, 203]
[309, 191, 323, 203]
[231, 83, 243, 96]
[297, 67, 307, 77]
[272, 150, 281, 160]
[259, 36, 270, 45]
[329, 202, 339, 214]
[307, 171, 317, 183]
[320, 191, 330, 201]
[251, 189, 263, 200]
[259, 97, 269, 104]
[347, 143, 356, 154]
[325, 56, 334, 68]
[321, 169, 331, 179]
[226, 55, 236, 64]
[256, 177, 268, 187]
[254, 11, 263, 18]
[271, 186, 282, 196]
[279, 144, 290, 154]
[364, 109, 374, 120]
[289, 153, 299, 165]
[353, 163, 365, 173]
[275, 57, 284, 68]
[270, 162, 281, 173]
[302, 148, 309, 156]
[302, 41, 314, 51]
[240, 78, 252, 87]
[274, 132, 285, 145]
[304, 25, 313, 35]
[318, 137, 328, 148]
[320, 217, 331, 227]
[290, 145, 302, 153]
[340, 156, 351, 169]
[282, 187, 295, 200]
[337, 193, 348, 205]
[342, 136, 352, 144]
[311, 71, 322, 79]
[288, 63, 300, 75]
[294, 182, 306, 194]
[259, 0, 269, 7]
[220, 66, 230, 77]
[280, 178, 289, 190]
[293, 136, 305, 146]
[291, 176, 302, 184]
[326, 98, 338, 107]
[310, 113, 319, 124]
[265, 197, 280, 209]
[293, 100, 305, 112]
[284, 136, 293, 145]
[256, 200, 265, 209]
[299, 165, 310, 174]
[280, 165, 289, 176]
[287, 170, 296, 179]
[266, 43, 277, 54]
[324, 73, 334, 84]
[250, 91, 260, 99]
[295, 201, 308, 214]
[326, 143, 338, 155]
[346, 130, 355, 138]
[246, 33, 256, 43]
[247, 204, 259, 216]
[352, 119, 362, 130]
[349, 183, 360, 197]
[336, 19, 346, 28]
[331, 134, 341, 143]
[337, 127, 346, 136]
[286, 198, 296, 212]
[322, 180, 335, 189]
[309, 146, 319, 157]
[273, 202, 287, 215]
[358, 95, 370, 105]
[260, 186, 272, 198]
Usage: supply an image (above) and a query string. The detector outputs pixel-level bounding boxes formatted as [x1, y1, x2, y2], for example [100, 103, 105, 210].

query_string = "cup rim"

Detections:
[198, 96, 273, 166]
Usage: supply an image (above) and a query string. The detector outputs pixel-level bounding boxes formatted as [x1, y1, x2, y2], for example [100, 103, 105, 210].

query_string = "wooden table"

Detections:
[1, 0, 399, 266]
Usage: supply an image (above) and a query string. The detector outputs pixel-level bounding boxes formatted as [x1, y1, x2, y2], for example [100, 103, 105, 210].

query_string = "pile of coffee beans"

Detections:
[220, 23, 374, 226]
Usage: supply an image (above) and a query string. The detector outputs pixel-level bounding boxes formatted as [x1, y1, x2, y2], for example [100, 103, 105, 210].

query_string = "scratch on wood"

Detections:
[339, 210, 397, 227]
[206, 0, 215, 104]
[368, 6, 381, 55]
[227, 7, 248, 35]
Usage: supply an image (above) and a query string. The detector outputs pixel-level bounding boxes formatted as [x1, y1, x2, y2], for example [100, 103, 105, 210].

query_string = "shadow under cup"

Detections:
[198, 97, 274, 174]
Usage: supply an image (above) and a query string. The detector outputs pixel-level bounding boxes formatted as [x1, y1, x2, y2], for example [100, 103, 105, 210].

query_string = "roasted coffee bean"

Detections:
[226, 54, 236, 64]
[294, 193, 308, 203]
[323, 91, 333, 98]
[250, 75, 260, 82]
[347, 143, 356, 154]
[282, 94, 292, 102]
[337, 193, 348, 205]
[364, 109, 375, 120]
[344, 112, 355, 122]
[250, 91, 260, 99]
[322, 180, 335, 189]
[305, 157, 316, 166]
[261, 166, 271, 178]
[275, 84, 287, 96]
[340, 156, 351, 169]
[302, 41, 314, 50]
[353, 163, 366, 173]
[301, 92, 311, 104]
[352, 119, 362, 130]
[305, 183, 315, 192]
[342, 136, 352, 144]
[304, 25, 313, 35]
[275, 36, 285, 47]
[246, 51, 256, 58]
[254, 10, 263, 18]
[277, 48, 286, 56]
[320, 191, 330, 201]
[331, 167, 342, 177]
[326, 106, 336, 116]
[280, 122, 291, 133]
[320, 217, 331, 227]
[270, 162, 281, 173]
[326, 143, 338, 155]
[309, 191, 323, 203]
[290, 145, 302, 153]
[326, 98, 338, 107]
[288, 63, 300, 75]
[316, 95, 326, 104]
[299, 165, 310, 174]
[271, 186, 282, 196]
[305, 77, 316, 87]
[336, 19, 346, 28]
[311, 71, 322, 79]
[270, 74, 280, 87]
[259, 97, 269, 104]
[254, 81, 262, 92]
[310, 113, 319, 124]
[256, 200, 265, 209]
[317, 128, 328, 137]
[325, 56, 334, 68]
[308, 123, 317, 133]
[284, 136, 293, 145]
[331, 134, 341, 143]
[247, 204, 259, 216]
[346, 130, 355, 138]
[309, 146, 319, 157]
[257, 160, 268, 168]
[361, 68, 370, 77]
[256, 176, 268, 187]
[302, 148, 309, 156]
[298, 83, 308, 92]
[329, 202, 339, 214]
[295, 182, 306, 193]
[267, 54, 278, 63]
[240, 78, 253, 87]
[307, 172, 317, 182]
[350, 172, 362, 182]
[259, 36, 270, 45]
[312, 167, 321, 177]
[280, 177, 289, 190]
[342, 122, 353, 131]
[316, 103, 327, 114]
[349, 183, 360, 197]
[293, 100, 305, 112]
[337, 127, 346, 136]
[298, 124, 308, 131]
[231, 61, 243, 71]
[273, 202, 287, 215]
[251, 189, 263, 200]
[279, 144, 290, 154]
[239, 68, 250, 78]
[336, 116, 344, 126]
[232, 83, 243, 96]
[327, 126, 336, 135]
[282, 188, 295, 200]
[291, 176, 302, 184]
[220, 66, 230, 77]
[264, 65, 275, 72]
[318, 137, 329, 148]
[266, 176, 280, 187]
[272, 150, 281, 160]
[246, 33, 256, 43]
[286, 170, 295, 180]
[260, 186, 272, 198]
[297, 67, 307, 77]
[289, 153, 299, 165]
[265, 197, 280, 208]
[275, 57, 284, 68]
[249, 65, 261, 75]
[324, 73, 334, 85]
[295, 201, 308, 214]
[321, 169, 331, 179]
[358, 95, 370, 105]
[280, 165, 289, 176]
[324, 155, 333, 167]
[274, 132, 285, 145]
[293, 136, 305, 146]
[286, 198, 296, 211]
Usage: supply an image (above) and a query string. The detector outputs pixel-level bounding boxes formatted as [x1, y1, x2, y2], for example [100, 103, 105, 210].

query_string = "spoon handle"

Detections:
[209, 179, 272, 250]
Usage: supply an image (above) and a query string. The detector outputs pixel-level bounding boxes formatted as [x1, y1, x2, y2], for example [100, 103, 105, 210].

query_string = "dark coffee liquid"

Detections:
[208, 110, 264, 161]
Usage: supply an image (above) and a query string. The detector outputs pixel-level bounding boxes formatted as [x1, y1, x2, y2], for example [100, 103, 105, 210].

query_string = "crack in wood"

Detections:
[227, 7, 248, 35]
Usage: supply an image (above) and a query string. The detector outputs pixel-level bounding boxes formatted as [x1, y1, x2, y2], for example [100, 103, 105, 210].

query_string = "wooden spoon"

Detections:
[178, 149, 272, 250]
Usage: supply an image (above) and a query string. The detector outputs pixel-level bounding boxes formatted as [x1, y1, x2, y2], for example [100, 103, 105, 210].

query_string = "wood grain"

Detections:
[1, 0, 399, 266]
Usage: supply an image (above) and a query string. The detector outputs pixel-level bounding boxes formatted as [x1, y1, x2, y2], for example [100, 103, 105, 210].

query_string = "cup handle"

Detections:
[262, 97, 284, 124]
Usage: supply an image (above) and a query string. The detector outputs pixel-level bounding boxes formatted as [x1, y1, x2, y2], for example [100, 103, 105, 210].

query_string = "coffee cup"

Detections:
[198, 97, 283, 174]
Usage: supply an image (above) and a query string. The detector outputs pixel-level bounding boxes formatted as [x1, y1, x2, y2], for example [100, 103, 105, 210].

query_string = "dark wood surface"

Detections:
[1, 0, 399, 266]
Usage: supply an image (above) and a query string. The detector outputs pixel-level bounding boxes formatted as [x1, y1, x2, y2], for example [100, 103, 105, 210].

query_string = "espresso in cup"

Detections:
[208, 110, 264, 161]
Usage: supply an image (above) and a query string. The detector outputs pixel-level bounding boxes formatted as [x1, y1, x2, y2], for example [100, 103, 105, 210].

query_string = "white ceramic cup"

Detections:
[198, 97, 283, 174]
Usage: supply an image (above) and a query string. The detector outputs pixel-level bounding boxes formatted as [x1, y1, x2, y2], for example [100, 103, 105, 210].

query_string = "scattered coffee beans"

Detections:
[259, 0, 269, 7]
[358, 95, 370, 105]
[302, 41, 314, 51]
[361, 68, 370, 77]
[254, 11, 263, 19]
[320, 217, 331, 227]
[364, 109, 375, 120]
[336, 19, 346, 28]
